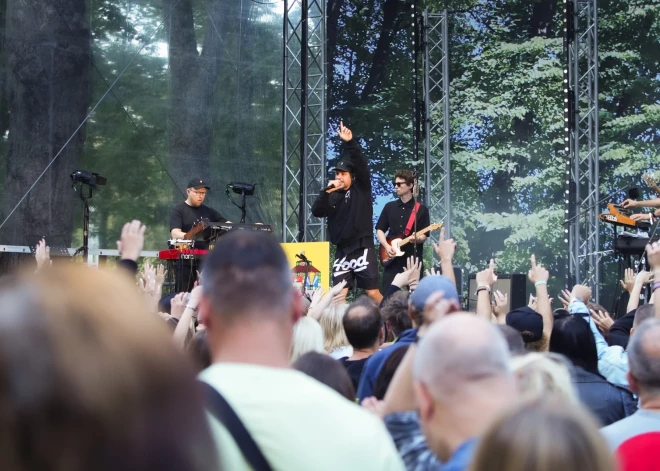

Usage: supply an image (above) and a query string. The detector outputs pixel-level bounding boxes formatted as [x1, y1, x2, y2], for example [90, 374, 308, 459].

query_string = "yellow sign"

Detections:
[281, 242, 330, 295]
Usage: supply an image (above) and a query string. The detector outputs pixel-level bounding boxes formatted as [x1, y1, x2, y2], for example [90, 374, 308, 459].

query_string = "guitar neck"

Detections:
[399, 226, 434, 248]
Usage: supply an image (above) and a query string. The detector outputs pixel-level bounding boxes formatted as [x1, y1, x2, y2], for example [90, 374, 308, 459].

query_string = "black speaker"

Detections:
[467, 274, 527, 313]
[434, 265, 464, 304]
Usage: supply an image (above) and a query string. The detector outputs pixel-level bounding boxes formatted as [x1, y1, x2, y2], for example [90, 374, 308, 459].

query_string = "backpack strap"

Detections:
[199, 381, 274, 471]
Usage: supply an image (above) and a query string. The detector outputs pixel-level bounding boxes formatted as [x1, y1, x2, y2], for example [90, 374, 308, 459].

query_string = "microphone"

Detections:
[323, 183, 336, 192]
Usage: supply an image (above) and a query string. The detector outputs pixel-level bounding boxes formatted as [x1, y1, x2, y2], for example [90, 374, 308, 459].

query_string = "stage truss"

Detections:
[282, 0, 326, 243]
[566, 0, 600, 300]
[422, 9, 451, 248]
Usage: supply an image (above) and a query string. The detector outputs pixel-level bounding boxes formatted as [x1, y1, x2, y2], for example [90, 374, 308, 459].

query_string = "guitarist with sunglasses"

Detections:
[376, 170, 431, 294]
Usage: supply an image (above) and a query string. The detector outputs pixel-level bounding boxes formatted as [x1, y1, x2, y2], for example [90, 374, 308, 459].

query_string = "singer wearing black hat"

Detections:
[312, 122, 382, 305]
[170, 178, 228, 291]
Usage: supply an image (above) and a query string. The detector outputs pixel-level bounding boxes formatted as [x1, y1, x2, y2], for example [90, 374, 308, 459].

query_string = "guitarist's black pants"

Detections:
[380, 255, 424, 295]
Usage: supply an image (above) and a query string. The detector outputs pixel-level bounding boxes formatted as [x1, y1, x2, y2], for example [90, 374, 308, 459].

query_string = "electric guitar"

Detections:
[643, 173, 660, 197]
[379, 223, 443, 266]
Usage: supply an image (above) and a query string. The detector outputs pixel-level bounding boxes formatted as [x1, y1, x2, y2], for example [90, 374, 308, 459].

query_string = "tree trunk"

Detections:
[165, 0, 235, 193]
[0, 0, 91, 270]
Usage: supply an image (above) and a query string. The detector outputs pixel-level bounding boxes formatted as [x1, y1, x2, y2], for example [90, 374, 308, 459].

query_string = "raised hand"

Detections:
[393, 257, 421, 289]
[432, 227, 456, 263]
[558, 288, 572, 309]
[155, 264, 167, 287]
[527, 255, 549, 285]
[337, 121, 353, 142]
[35, 238, 52, 271]
[528, 293, 538, 311]
[406, 256, 422, 291]
[636, 269, 654, 286]
[492, 290, 508, 320]
[619, 267, 635, 293]
[329, 279, 348, 297]
[590, 309, 614, 334]
[117, 220, 146, 261]
[476, 258, 497, 288]
[571, 284, 592, 303]
[425, 267, 439, 277]
[170, 292, 187, 320]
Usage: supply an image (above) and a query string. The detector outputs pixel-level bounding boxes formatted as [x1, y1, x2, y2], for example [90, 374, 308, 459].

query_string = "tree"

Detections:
[0, 0, 92, 268]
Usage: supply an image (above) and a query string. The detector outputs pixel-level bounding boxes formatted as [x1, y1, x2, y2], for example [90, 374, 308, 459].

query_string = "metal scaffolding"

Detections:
[422, 10, 451, 246]
[282, 0, 326, 242]
[566, 0, 600, 300]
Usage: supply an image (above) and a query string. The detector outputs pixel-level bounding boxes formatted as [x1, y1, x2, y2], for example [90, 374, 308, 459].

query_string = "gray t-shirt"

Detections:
[601, 409, 660, 450]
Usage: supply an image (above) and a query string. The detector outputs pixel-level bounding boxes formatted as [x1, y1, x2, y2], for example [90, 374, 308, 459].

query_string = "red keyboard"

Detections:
[158, 249, 210, 260]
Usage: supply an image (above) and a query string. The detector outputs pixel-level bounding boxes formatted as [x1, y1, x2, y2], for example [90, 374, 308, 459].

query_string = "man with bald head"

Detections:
[376, 314, 517, 471]
[602, 318, 660, 458]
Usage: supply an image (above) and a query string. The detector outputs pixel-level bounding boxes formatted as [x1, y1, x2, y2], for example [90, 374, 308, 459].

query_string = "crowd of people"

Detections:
[6, 214, 659, 471]
[4, 126, 659, 470]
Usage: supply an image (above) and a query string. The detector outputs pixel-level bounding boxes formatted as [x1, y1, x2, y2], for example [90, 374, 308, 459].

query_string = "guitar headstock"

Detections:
[428, 223, 443, 231]
[643, 173, 660, 196]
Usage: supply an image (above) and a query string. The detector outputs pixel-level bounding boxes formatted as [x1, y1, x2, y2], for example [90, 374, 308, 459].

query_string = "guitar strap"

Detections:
[403, 202, 421, 237]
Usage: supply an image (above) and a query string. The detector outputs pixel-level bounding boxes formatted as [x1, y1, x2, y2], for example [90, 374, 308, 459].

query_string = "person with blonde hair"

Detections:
[0, 265, 218, 471]
[290, 316, 325, 363]
[469, 398, 615, 471]
[319, 303, 353, 359]
[510, 352, 579, 404]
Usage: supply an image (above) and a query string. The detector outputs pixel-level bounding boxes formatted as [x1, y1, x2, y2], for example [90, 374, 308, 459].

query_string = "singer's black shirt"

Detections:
[311, 139, 373, 254]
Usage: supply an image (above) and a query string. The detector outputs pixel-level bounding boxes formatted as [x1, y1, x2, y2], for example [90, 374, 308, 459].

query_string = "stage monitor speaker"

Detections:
[433, 265, 464, 304]
[467, 274, 527, 313]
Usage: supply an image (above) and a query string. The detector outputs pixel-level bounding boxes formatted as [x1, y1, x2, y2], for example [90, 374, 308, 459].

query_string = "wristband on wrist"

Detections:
[185, 304, 198, 312]
[475, 285, 491, 296]
[534, 281, 547, 287]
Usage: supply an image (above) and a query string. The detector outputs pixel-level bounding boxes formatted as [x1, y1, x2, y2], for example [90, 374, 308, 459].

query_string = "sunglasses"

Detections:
[394, 182, 408, 187]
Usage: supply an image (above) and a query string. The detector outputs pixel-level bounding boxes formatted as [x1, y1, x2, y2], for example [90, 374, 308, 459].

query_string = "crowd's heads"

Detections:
[290, 316, 325, 363]
[0, 266, 217, 471]
[342, 296, 383, 350]
[627, 318, 660, 398]
[496, 324, 526, 356]
[200, 231, 299, 329]
[505, 307, 547, 351]
[408, 275, 459, 326]
[413, 314, 514, 461]
[372, 344, 410, 400]
[293, 352, 355, 401]
[320, 304, 350, 354]
[549, 315, 600, 375]
[510, 353, 578, 404]
[380, 291, 413, 340]
[469, 398, 615, 471]
[633, 303, 655, 330]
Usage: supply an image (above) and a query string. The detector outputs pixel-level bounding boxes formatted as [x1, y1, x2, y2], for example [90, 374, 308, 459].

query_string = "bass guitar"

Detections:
[379, 223, 443, 267]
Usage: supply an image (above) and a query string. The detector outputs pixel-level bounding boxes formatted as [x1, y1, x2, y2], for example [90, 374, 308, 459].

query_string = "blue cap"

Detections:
[409, 275, 459, 310]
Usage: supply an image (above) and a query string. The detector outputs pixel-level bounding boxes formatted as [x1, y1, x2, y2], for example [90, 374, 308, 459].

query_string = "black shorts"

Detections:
[333, 247, 379, 290]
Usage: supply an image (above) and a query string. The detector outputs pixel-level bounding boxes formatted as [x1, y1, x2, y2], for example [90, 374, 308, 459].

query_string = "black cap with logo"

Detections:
[187, 178, 210, 190]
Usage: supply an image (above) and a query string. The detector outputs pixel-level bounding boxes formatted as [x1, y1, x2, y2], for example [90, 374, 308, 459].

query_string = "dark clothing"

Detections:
[311, 139, 373, 254]
[169, 201, 226, 292]
[339, 357, 370, 391]
[574, 366, 638, 426]
[117, 259, 138, 277]
[169, 202, 226, 250]
[609, 309, 635, 348]
[376, 198, 430, 292]
[332, 246, 379, 290]
[357, 328, 418, 402]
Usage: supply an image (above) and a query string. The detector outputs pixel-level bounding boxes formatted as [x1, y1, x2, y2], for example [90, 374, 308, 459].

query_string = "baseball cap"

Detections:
[409, 275, 460, 311]
[187, 178, 210, 190]
[506, 307, 543, 343]
[333, 161, 354, 173]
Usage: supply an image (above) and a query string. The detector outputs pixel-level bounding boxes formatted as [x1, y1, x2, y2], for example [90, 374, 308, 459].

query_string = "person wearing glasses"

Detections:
[170, 178, 228, 291]
[376, 169, 430, 293]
